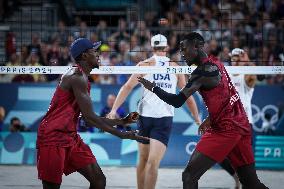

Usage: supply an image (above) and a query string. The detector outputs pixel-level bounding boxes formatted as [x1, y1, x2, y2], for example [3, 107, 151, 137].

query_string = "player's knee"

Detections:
[146, 158, 160, 170]
[139, 155, 148, 165]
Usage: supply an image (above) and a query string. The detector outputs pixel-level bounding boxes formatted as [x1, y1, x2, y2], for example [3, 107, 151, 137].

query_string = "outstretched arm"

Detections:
[245, 75, 257, 88]
[71, 75, 147, 141]
[71, 76, 124, 133]
[239, 52, 257, 88]
[138, 63, 221, 108]
[137, 75, 201, 108]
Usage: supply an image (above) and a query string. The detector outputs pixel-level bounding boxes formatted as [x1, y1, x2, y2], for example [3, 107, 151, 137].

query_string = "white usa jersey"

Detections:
[230, 74, 254, 124]
[137, 55, 177, 118]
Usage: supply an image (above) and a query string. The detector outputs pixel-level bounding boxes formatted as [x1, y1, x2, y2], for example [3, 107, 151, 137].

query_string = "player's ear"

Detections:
[193, 39, 199, 49]
[194, 39, 204, 49]
[81, 52, 88, 60]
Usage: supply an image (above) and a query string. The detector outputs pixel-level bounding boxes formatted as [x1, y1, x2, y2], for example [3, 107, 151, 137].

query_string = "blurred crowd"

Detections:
[1, 0, 284, 84]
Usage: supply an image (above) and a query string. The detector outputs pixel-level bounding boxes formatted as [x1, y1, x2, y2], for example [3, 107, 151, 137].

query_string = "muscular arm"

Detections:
[152, 79, 200, 108]
[149, 64, 221, 108]
[71, 75, 124, 137]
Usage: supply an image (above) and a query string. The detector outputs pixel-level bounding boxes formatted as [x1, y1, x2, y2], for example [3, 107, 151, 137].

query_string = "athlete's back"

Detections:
[138, 55, 177, 118]
[198, 56, 250, 134]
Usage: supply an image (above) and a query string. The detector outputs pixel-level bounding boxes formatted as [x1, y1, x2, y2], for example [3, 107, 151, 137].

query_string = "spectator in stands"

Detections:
[258, 46, 274, 66]
[45, 35, 61, 81]
[129, 35, 140, 53]
[20, 44, 29, 65]
[57, 20, 68, 46]
[2, 52, 21, 82]
[9, 117, 30, 132]
[110, 18, 130, 42]
[208, 39, 221, 57]
[168, 34, 179, 56]
[118, 40, 130, 65]
[47, 35, 60, 66]
[134, 20, 151, 46]
[99, 44, 111, 66]
[90, 32, 99, 44]
[5, 32, 16, 61]
[59, 46, 72, 66]
[100, 94, 128, 131]
[78, 21, 90, 39]
[96, 20, 110, 42]
[26, 49, 46, 82]
[28, 33, 44, 65]
[99, 75, 116, 85]
[196, 20, 213, 42]
[219, 46, 231, 66]
[0, 106, 5, 131]
[67, 35, 75, 47]
[77, 116, 95, 133]
[109, 53, 128, 85]
[98, 44, 116, 84]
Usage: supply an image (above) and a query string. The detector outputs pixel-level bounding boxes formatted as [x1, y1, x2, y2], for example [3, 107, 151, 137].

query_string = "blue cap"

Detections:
[70, 38, 101, 60]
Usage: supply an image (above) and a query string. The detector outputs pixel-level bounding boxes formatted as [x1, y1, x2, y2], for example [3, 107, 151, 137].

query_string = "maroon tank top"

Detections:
[199, 56, 251, 135]
[37, 68, 90, 147]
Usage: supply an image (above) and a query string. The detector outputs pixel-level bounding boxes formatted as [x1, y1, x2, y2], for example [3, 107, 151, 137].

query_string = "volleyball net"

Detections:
[1, 66, 284, 75]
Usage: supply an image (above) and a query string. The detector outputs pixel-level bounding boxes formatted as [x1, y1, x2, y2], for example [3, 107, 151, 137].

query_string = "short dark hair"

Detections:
[184, 32, 205, 44]
[10, 117, 20, 125]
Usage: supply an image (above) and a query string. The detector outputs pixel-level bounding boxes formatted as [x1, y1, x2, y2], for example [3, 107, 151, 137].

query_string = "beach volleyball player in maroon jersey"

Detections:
[138, 32, 268, 189]
[37, 38, 148, 189]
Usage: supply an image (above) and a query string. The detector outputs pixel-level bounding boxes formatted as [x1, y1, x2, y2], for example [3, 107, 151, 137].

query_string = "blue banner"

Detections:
[255, 135, 284, 170]
[0, 132, 199, 166]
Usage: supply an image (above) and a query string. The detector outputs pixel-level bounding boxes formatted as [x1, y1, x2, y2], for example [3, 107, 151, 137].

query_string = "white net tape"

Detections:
[0, 66, 284, 75]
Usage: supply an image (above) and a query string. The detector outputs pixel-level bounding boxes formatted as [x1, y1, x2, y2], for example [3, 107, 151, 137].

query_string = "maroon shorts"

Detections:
[195, 130, 255, 169]
[37, 139, 96, 184]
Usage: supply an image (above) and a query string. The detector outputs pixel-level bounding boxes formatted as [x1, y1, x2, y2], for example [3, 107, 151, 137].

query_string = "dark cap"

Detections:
[70, 38, 101, 60]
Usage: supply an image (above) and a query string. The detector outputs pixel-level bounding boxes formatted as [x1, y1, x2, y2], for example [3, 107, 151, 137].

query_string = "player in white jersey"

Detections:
[107, 34, 201, 189]
[230, 48, 257, 124]
[218, 48, 257, 189]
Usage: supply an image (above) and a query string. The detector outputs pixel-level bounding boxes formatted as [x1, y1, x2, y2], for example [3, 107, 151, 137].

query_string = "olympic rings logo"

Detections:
[185, 142, 197, 155]
[251, 104, 279, 132]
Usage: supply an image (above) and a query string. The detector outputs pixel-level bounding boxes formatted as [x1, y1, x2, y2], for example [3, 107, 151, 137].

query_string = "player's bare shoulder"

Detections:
[60, 67, 85, 90]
